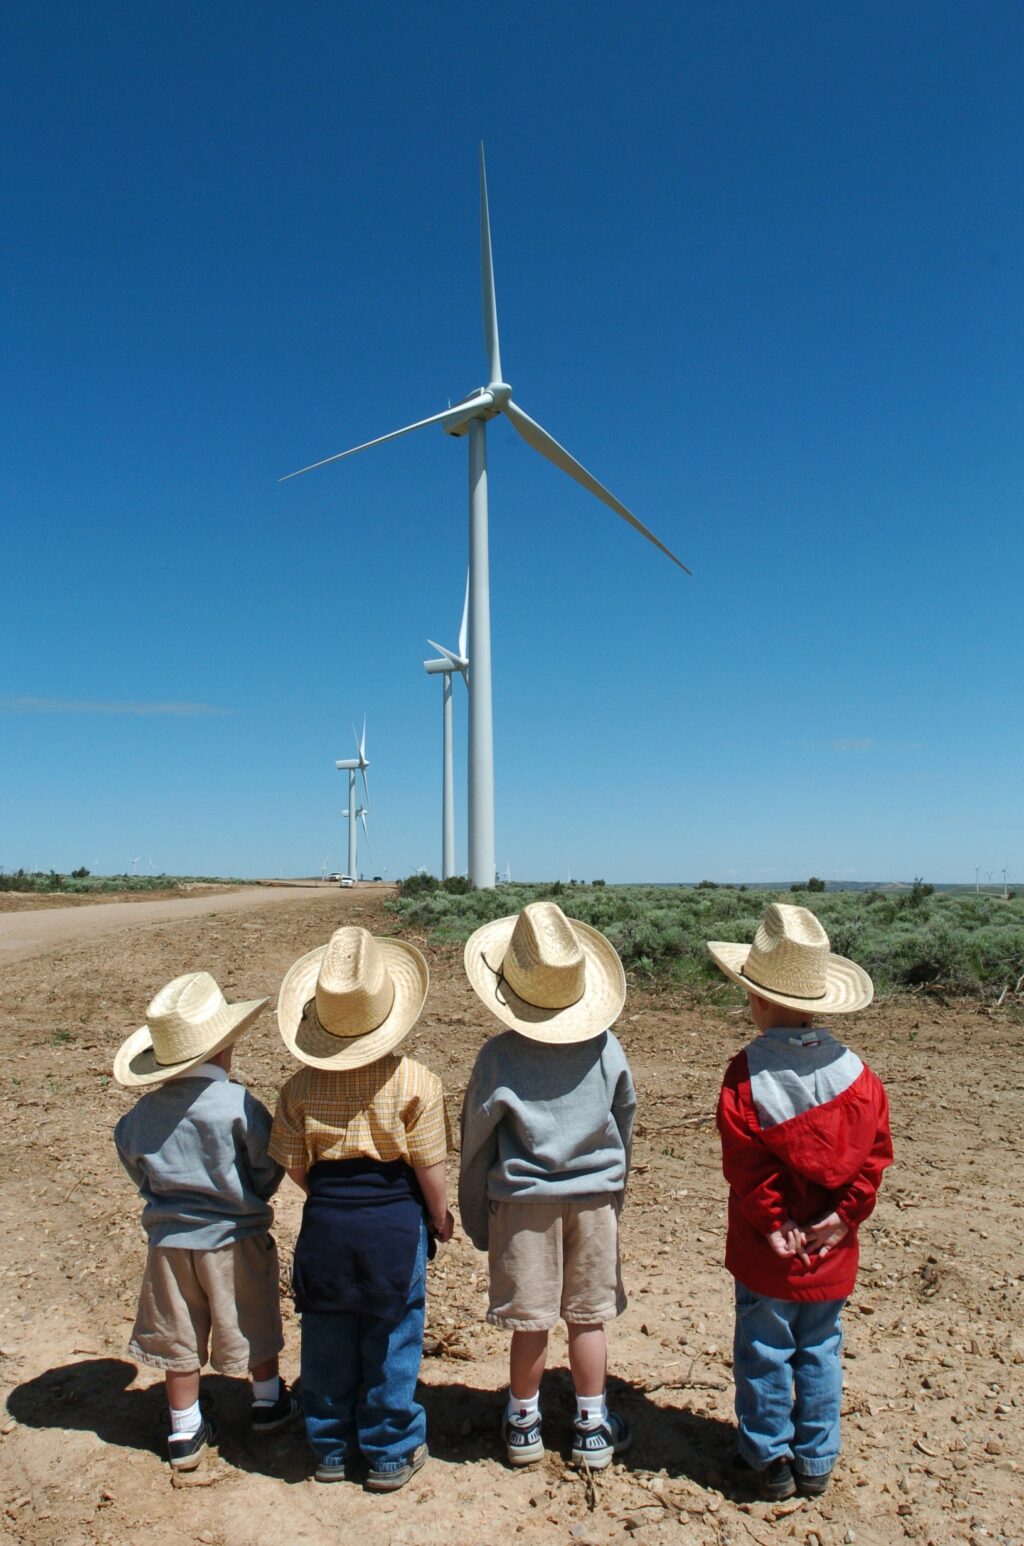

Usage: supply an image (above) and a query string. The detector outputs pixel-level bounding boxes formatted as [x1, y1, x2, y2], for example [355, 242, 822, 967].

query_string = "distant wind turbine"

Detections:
[283, 146, 689, 887]
[335, 719, 370, 880]
[424, 577, 469, 880]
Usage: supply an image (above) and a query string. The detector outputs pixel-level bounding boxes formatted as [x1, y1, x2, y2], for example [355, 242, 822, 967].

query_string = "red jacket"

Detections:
[717, 1044, 893, 1301]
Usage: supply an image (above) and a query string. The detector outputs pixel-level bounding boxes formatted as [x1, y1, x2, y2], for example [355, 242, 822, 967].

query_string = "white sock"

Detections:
[169, 1399, 202, 1436]
[507, 1391, 540, 1427]
[252, 1376, 281, 1405]
[575, 1393, 607, 1429]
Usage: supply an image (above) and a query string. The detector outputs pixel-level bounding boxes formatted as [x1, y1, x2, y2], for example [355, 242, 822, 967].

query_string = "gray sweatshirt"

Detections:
[458, 1029, 636, 1251]
[114, 1068, 284, 1250]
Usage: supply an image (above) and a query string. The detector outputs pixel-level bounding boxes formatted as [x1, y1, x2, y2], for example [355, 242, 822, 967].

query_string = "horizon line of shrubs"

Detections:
[389, 878, 1024, 1002]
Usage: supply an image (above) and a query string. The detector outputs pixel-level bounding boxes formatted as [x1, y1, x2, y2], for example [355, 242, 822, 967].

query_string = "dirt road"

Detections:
[1, 887, 1021, 1546]
[0, 885, 333, 965]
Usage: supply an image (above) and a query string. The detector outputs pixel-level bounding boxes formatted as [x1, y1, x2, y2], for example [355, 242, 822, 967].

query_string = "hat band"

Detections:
[304, 979, 396, 1040]
[740, 964, 826, 1001]
[484, 952, 584, 1013]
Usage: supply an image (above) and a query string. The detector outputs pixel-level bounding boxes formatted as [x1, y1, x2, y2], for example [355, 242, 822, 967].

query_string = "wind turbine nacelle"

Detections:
[336, 759, 360, 770]
[442, 386, 504, 436]
[424, 658, 454, 674]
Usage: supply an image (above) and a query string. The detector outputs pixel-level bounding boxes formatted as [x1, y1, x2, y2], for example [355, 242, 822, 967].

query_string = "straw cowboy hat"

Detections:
[277, 926, 429, 1070]
[113, 972, 269, 1088]
[707, 902, 873, 1014]
[464, 901, 626, 1044]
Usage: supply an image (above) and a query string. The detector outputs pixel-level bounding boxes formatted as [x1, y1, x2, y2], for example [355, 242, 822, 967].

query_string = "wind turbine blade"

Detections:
[503, 400, 692, 574]
[458, 572, 469, 661]
[361, 767, 370, 813]
[479, 144, 503, 385]
[427, 638, 465, 669]
[360, 716, 367, 763]
[279, 400, 485, 482]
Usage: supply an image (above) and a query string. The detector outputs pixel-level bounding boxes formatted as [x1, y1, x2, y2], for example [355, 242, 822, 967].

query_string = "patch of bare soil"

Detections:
[1, 890, 1021, 1546]
[0, 887, 245, 913]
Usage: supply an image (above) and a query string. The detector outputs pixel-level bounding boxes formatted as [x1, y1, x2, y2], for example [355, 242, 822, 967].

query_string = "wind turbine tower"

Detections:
[285, 148, 689, 887]
[424, 579, 469, 880]
[335, 720, 370, 880]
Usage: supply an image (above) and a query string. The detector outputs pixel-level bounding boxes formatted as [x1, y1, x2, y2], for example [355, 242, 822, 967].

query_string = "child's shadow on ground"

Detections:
[422, 1364, 735, 1487]
[11, 1359, 741, 1497]
[6, 1359, 309, 1483]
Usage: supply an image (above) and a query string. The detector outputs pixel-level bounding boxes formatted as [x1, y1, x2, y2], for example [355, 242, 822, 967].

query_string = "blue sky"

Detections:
[2, 1, 1021, 883]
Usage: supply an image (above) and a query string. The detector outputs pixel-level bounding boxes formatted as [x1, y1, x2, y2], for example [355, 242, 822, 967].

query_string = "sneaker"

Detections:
[314, 1457, 359, 1483]
[251, 1380, 301, 1435]
[364, 1443, 428, 1492]
[167, 1415, 217, 1472]
[732, 1452, 796, 1501]
[571, 1411, 631, 1470]
[503, 1412, 544, 1466]
[795, 1467, 832, 1497]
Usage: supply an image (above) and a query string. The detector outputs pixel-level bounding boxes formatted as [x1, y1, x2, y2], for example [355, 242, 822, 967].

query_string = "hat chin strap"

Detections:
[485, 955, 585, 1012]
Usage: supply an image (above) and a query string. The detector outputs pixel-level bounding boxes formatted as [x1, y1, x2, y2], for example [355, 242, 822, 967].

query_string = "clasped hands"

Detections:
[768, 1211, 848, 1267]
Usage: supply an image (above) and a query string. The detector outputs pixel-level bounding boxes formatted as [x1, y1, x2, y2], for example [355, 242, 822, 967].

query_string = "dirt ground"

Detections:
[1, 887, 1021, 1546]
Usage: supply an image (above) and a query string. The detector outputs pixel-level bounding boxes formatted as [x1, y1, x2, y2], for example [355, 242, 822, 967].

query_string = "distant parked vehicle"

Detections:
[328, 872, 341, 882]
[372, 875, 383, 882]
[338, 875, 354, 888]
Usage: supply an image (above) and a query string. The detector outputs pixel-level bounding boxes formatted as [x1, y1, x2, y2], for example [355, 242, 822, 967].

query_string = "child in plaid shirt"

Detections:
[271, 926, 453, 1492]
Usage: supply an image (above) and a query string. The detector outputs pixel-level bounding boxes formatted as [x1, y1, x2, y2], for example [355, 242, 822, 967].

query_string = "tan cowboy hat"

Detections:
[113, 972, 269, 1088]
[707, 902, 873, 1014]
[464, 901, 626, 1043]
[277, 926, 429, 1070]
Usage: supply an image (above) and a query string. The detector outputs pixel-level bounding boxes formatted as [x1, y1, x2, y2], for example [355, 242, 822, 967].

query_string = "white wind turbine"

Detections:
[335, 719, 370, 880]
[424, 578, 469, 881]
[284, 147, 689, 888]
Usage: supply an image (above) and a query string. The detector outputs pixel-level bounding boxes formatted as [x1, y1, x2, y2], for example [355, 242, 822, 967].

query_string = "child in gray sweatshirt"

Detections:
[459, 903, 635, 1471]
[113, 972, 296, 1470]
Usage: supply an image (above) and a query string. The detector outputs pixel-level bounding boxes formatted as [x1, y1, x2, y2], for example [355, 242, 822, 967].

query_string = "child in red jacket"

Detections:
[710, 903, 892, 1501]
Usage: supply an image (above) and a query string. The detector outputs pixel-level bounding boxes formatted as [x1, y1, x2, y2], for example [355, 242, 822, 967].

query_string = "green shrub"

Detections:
[387, 883, 1024, 1000]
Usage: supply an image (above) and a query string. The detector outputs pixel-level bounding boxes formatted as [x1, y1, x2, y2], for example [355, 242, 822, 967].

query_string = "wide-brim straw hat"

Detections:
[113, 972, 268, 1088]
[707, 902, 873, 1015]
[464, 901, 626, 1044]
[277, 925, 429, 1071]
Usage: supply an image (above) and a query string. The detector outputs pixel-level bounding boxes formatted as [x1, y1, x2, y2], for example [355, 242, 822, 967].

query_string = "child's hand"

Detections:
[803, 1212, 848, 1259]
[431, 1209, 455, 1244]
[768, 1217, 810, 1266]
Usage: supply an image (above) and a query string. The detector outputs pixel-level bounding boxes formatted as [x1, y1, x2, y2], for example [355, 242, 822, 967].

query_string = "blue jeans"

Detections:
[733, 1283, 845, 1477]
[300, 1222, 427, 1472]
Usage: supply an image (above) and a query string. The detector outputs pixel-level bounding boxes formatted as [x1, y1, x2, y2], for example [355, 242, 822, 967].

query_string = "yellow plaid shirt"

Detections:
[269, 1054, 452, 1172]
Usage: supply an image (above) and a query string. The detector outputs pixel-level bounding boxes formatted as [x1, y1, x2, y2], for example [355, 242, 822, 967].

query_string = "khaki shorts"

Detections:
[487, 1196, 626, 1331]
[128, 1235, 284, 1374]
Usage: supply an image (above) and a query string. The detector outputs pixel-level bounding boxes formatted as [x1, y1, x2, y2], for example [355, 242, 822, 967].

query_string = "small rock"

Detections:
[984, 1438, 1002, 1456]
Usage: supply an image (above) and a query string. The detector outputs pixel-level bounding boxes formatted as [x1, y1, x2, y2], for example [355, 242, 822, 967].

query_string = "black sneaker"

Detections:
[795, 1467, 832, 1497]
[167, 1415, 217, 1471]
[503, 1412, 544, 1466]
[733, 1452, 796, 1501]
[571, 1410, 631, 1470]
[251, 1379, 301, 1435]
